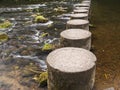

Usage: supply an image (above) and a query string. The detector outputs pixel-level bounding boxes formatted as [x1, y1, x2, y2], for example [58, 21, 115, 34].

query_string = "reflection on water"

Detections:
[91, 0, 120, 89]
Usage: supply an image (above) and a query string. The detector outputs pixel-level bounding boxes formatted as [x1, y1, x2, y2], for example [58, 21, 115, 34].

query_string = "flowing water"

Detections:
[0, 0, 120, 90]
[0, 1, 73, 90]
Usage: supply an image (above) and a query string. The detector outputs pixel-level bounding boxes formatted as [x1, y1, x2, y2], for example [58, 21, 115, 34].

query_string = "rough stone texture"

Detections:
[74, 3, 90, 7]
[66, 19, 89, 30]
[47, 47, 96, 90]
[75, 7, 90, 10]
[73, 9, 88, 14]
[82, 1, 91, 4]
[71, 13, 88, 20]
[60, 29, 91, 50]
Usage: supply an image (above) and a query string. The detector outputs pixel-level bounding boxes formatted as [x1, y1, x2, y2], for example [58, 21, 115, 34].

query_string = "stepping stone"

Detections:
[66, 19, 89, 30]
[74, 3, 90, 7]
[47, 47, 96, 90]
[60, 29, 91, 50]
[71, 13, 88, 20]
[75, 7, 90, 10]
[73, 9, 88, 14]
[82, 1, 91, 4]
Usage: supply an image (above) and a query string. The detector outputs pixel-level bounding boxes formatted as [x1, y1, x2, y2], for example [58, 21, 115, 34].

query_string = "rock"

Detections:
[0, 32, 9, 44]
[66, 19, 89, 30]
[47, 47, 96, 90]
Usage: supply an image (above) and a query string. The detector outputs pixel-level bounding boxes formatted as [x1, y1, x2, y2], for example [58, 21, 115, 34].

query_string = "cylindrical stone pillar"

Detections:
[66, 19, 89, 30]
[82, 1, 91, 4]
[71, 13, 88, 20]
[74, 3, 90, 8]
[73, 9, 89, 14]
[47, 47, 97, 90]
[74, 7, 90, 10]
[81, 1, 91, 4]
[60, 29, 91, 50]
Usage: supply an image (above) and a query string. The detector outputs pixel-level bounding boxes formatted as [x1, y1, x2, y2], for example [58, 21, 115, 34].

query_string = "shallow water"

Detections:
[0, 2, 73, 90]
[91, 0, 120, 89]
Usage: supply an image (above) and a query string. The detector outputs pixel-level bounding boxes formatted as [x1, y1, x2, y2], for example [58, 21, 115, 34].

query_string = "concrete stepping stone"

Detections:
[47, 47, 96, 90]
[66, 19, 89, 30]
[60, 29, 91, 50]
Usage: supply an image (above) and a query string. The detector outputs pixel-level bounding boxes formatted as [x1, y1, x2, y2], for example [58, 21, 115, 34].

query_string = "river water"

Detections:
[0, 0, 120, 90]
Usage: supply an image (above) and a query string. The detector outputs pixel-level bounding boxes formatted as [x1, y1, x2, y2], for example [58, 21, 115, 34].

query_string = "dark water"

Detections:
[91, 0, 120, 89]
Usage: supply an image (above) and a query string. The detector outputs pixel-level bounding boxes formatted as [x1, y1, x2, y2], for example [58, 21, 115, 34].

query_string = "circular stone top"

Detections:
[67, 19, 89, 25]
[47, 47, 96, 73]
[73, 9, 88, 13]
[71, 13, 88, 18]
[60, 29, 91, 40]
[82, 0, 91, 2]
[74, 3, 90, 7]
[75, 7, 89, 10]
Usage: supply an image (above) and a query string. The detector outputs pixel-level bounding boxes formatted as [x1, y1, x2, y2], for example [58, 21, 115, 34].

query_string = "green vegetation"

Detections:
[42, 43, 54, 51]
[53, 7, 67, 13]
[41, 32, 49, 37]
[0, 20, 12, 29]
[0, 32, 9, 44]
[34, 15, 48, 23]
[33, 71, 48, 87]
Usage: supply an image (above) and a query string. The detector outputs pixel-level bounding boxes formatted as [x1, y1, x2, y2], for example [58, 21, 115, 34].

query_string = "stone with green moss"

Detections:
[33, 71, 48, 87]
[41, 32, 49, 38]
[42, 43, 54, 51]
[35, 15, 48, 23]
[0, 20, 12, 29]
[54, 7, 66, 13]
[0, 32, 9, 44]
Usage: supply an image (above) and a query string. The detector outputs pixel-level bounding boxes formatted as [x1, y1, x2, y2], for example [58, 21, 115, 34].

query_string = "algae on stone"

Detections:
[0, 20, 12, 29]
[42, 43, 54, 51]
[40, 32, 49, 38]
[34, 15, 48, 23]
[0, 32, 9, 44]
[33, 71, 48, 87]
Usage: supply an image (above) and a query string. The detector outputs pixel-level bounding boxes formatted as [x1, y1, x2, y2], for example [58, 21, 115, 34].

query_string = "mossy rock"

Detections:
[0, 32, 9, 44]
[42, 43, 54, 51]
[33, 71, 48, 87]
[0, 20, 12, 29]
[35, 15, 48, 23]
[54, 7, 67, 13]
[40, 32, 49, 38]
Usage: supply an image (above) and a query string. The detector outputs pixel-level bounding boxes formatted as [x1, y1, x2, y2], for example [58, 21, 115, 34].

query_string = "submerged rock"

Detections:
[0, 20, 12, 29]
[34, 15, 48, 23]
[0, 32, 9, 44]
[33, 71, 48, 87]
[42, 43, 54, 51]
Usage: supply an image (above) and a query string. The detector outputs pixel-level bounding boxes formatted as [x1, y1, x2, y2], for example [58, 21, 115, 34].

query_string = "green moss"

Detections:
[0, 32, 9, 44]
[33, 71, 48, 87]
[41, 32, 49, 37]
[34, 15, 48, 23]
[42, 43, 54, 51]
[0, 20, 12, 29]
[54, 7, 66, 13]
